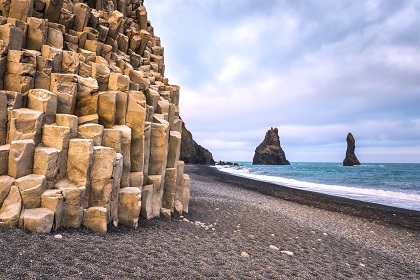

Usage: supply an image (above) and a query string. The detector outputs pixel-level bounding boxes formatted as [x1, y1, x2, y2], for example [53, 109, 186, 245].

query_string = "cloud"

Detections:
[146, 0, 420, 163]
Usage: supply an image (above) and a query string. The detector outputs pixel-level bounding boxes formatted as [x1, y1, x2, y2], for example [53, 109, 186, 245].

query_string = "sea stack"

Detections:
[253, 128, 290, 165]
[343, 133, 361, 166]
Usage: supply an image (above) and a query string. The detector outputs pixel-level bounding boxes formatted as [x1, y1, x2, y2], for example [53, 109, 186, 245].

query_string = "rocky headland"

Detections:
[180, 121, 215, 165]
[253, 127, 290, 165]
[343, 132, 361, 166]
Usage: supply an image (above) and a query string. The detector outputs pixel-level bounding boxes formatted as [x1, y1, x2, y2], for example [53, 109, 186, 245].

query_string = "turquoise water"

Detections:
[215, 162, 420, 211]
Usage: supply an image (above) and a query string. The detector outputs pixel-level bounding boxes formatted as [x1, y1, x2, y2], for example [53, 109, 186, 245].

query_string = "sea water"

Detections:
[215, 162, 420, 212]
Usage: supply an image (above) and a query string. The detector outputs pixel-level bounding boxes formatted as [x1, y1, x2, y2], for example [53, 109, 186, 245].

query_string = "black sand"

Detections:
[0, 164, 419, 279]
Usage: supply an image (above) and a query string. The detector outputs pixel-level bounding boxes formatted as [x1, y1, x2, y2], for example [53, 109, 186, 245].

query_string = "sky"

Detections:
[146, 0, 420, 163]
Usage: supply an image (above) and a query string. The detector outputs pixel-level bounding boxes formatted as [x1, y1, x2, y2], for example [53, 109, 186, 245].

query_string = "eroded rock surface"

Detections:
[0, 0, 190, 233]
[253, 127, 290, 165]
[180, 122, 215, 165]
[343, 132, 361, 166]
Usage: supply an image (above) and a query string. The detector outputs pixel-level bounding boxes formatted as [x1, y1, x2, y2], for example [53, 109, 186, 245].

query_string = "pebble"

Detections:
[269, 245, 279, 251]
[281, 250, 294, 256]
[182, 218, 190, 223]
[248, 234, 255, 239]
[241, 251, 250, 258]
[54, 234, 63, 239]
[359, 263, 366, 267]
[322, 233, 328, 236]
[271, 234, 275, 237]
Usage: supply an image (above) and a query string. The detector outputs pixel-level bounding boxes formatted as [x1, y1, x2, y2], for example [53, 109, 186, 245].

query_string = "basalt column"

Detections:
[0, 0, 191, 233]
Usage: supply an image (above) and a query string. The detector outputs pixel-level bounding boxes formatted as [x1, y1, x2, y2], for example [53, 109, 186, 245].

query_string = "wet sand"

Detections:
[0, 164, 419, 279]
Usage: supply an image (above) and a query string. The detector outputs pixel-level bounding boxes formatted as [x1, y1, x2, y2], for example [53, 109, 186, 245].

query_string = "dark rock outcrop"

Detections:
[253, 128, 290, 165]
[180, 122, 215, 165]
[343, 132, 361, 166]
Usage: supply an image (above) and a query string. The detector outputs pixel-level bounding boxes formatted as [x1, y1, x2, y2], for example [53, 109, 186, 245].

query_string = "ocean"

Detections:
[215, 162, 420, 212]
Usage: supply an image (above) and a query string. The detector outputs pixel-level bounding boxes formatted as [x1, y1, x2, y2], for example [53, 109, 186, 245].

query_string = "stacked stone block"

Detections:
[0, 0, 190, 233]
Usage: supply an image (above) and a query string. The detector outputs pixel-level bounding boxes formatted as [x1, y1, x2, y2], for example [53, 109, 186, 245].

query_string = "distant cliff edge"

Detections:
[180, 122, 215, 165]
[253, 127, 290, 165]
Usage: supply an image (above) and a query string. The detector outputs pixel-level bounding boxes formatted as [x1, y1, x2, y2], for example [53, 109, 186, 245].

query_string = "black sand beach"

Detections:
[0, 164, 419, 279]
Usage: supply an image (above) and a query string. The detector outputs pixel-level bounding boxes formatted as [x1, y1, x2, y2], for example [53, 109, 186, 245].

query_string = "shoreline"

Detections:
[0, 164, 418, 279]
[191, 164, 420, 231]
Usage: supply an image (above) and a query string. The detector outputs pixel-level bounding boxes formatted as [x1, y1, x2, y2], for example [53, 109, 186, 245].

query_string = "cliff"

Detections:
[0, 0, 190, 233]
[180, 122, 215, 165]
[343, 132, 361, 166]
[253, 127, 290, 165]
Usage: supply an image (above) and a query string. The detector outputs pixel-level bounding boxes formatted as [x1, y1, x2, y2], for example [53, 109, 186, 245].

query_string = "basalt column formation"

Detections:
[0, 0, 191, 233]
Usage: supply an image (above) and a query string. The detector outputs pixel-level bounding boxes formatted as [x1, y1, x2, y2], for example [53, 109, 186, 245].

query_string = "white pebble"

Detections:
[54, 234, 63, 239]
[281, 250, 294, 256]
[241, 251, 250, 258]
[269, 245, 279, 251]
[359, 263, 366, 267]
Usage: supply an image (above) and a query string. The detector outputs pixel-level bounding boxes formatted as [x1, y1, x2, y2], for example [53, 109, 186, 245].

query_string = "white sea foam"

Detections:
[215, 165, 420, 211]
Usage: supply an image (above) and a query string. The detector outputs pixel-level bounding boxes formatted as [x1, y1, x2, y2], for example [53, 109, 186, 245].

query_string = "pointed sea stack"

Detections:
[343, 132, 361, 166]
[253, 128, 290, 165]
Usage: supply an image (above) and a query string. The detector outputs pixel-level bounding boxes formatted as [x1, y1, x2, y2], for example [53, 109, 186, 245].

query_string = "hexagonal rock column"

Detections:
[44, 0, 64, 23]
[143, 122, 151, 176]
[27, 89, 57, 125]
[89, 146, 115, 214]
[97, 91, 116, 128]
[41, 125, 70, 182]
[144, 174, 162, 219]
[14, 174, 47, 209]
[56, 178, 86, 228]
[113, 125, 131, 188]
[18, 208, 55, 233]
[181, 174, 191, 213]
[67, 139, 93, 188]
[125, 91, 146, 173]
[8, 139, 35, 179]
[41, 189, 63, 231]
[110, 153, 123, 226]
[77, 124, 104, 146]
[0, 145, 10, 176]
[0, 176, 14, 207]
[26, 17, 48, 51]
[166, 131, 181, 169]
[0, 185, 22, 228]
[162, 168, 177, 211]
[83, 206, 107, 233]
[9, 0, 34, 21]
[174, 161, 185, 214]
[148, 121, 169, 176]
[118, 187, 141, 228]
[75, 77, 99, 118]
[7, 108, 44, 146]
[50, 73, 78, 115]
[0, 24, 23, 50]
[33, 147, 61, 188]
[0, 92, 7, 145]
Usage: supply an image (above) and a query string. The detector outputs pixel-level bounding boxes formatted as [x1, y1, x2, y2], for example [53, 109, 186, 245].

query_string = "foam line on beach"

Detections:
[215, 166, 420, 211]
